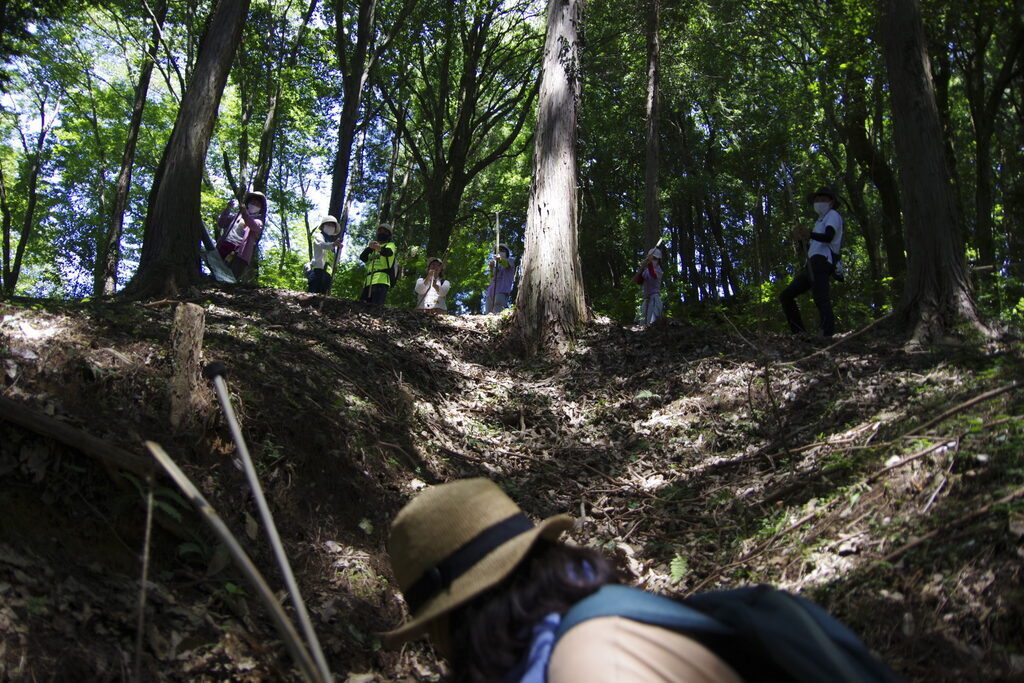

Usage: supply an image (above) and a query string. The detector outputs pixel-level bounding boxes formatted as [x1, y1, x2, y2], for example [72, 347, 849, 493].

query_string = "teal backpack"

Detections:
[554, 584, 901, 682]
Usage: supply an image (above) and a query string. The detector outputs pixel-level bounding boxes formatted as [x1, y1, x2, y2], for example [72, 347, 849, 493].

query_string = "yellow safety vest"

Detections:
[363, 242, 396, 288]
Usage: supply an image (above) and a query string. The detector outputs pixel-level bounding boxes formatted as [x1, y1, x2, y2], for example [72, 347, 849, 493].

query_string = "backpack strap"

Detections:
[554, 584, 732, 641]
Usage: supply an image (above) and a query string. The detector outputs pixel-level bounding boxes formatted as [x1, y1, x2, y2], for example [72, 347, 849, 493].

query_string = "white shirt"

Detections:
[225, 215, 248, 246]
[308, 234, 340, 269]
[414, 276, 451, 311]
[807, 208, 843, 263]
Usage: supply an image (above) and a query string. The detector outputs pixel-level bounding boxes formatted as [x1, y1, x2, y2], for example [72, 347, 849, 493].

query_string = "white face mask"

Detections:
[813, 201, 831, 217]
[246, 204, 261, 215]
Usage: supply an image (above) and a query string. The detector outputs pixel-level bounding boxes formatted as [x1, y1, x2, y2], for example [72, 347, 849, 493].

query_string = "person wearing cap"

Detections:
[414, 257, 451, 313]
[780, 186, 844, 338]
[485, 244, 515, 314]
[634, 247, 664, 326]
[385, 478, 743, 682]
[216, 191, 267, 280]
[359, 224, 397, 305]
[305, 215, 342, 294]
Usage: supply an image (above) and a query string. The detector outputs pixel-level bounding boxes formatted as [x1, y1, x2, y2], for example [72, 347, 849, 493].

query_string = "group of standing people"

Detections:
[301, 216, 515, 316]
[213, 183, 843, 335]
[632, 183, 844, 336]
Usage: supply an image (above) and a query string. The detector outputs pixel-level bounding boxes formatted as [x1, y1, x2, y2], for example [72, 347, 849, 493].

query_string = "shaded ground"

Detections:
[1, 286, 1022, 681]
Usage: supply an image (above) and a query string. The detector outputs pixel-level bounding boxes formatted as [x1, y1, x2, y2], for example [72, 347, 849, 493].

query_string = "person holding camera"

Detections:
[414, 257, 451, 313]
[359, 224, 396, 305]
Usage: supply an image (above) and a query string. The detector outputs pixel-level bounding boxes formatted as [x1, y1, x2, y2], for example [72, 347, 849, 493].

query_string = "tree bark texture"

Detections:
[126, 0, 252, 299]
[643, 0, 661, 251]
[882, 0, 983, 341]
[328, 0, 376, 242]
[169, 303, 211, 431]
[510, 0, 588, 357]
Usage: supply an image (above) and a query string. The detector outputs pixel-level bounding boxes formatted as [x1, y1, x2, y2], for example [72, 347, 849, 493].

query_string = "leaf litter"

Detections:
[1, 289, 1022, 681]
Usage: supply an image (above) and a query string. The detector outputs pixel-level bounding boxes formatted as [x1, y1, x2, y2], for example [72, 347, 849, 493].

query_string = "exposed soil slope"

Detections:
[1, 287, 1022, 681]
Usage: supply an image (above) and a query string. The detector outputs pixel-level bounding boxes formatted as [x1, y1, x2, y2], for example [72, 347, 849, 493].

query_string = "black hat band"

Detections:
[403, 513, 533, 614]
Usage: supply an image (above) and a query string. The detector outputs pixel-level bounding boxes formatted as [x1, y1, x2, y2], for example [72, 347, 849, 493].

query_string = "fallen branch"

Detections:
[881, 485, 1024, 564]
[866, 438, 959, 484]
[787, 313, 893, 365]
[144, 441, 324, 683]
[905, 383, 1018, 437]
[0, 396, 154, 478]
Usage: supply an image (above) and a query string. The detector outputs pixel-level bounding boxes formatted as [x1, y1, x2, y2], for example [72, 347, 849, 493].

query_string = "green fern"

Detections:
[669, 554, 688, 584]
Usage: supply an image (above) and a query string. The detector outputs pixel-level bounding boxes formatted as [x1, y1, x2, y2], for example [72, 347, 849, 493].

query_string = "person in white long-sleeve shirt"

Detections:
[780, 186, 844, 337]
[414, 258, 451, 313]
[306, 216, 341, 293]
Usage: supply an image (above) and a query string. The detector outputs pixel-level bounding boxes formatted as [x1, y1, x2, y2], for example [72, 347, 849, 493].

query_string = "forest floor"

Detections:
[1, 285, 1023, 682]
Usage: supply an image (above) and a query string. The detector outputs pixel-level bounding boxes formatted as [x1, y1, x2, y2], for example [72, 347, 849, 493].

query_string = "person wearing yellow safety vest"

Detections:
[359, 224, 396, 305]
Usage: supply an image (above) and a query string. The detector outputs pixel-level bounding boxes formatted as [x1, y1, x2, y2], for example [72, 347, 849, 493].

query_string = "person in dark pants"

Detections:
[780, 186, 844, 338]
[359, 224, 396, 305]
[305, 215, 341, 294]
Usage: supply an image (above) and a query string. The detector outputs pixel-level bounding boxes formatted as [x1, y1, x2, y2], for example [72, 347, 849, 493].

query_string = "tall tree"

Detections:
[328, 0, 416, 246]
[510, 0, 587, 356]
[381, 0, 540, 257]
[95, 0, 168, 295]
[124, 0, 252, 298]
[1, 70, 58, 296]
[881, 0, 986, 342]
[950, 2, 1024, 274]
[642, 0, 661, 251]
[251, 0, 319, 193]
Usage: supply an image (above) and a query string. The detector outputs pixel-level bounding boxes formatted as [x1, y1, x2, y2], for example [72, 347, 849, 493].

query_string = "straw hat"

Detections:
[384, 478, 573, 645]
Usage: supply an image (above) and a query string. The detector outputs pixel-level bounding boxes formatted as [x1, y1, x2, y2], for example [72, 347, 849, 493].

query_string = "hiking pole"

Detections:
[202, 362, 332, 683]
[487, 211, 500, 314]
[144, 441, 321, 683]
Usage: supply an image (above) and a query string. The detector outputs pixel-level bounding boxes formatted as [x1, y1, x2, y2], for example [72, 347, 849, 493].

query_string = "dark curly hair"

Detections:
[445, 540, 617, 682]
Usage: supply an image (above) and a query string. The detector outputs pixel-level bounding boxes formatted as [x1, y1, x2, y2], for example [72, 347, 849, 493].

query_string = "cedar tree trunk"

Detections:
[881, 0, 986, 342]
[510, 0, 588, 357]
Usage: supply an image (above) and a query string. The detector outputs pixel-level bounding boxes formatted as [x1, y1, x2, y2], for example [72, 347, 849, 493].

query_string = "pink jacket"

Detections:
[217, 206, 264, 263]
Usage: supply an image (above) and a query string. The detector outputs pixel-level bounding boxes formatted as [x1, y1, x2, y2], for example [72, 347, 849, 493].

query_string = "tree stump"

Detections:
[169, 303, 211, 431]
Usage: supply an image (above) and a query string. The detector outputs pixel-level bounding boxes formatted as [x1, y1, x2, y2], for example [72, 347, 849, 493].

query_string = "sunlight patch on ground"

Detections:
[2, 313, 66, 345]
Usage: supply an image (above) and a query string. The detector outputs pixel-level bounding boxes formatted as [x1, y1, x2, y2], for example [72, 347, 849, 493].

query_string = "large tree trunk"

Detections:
[327, 0, 376, 243]
[882, 0, 985, 343]
[95, 1, 168, 296]
[642, 0, 661, 251]
[509, 0, 588, 357]
[124, 0, 252, 299]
